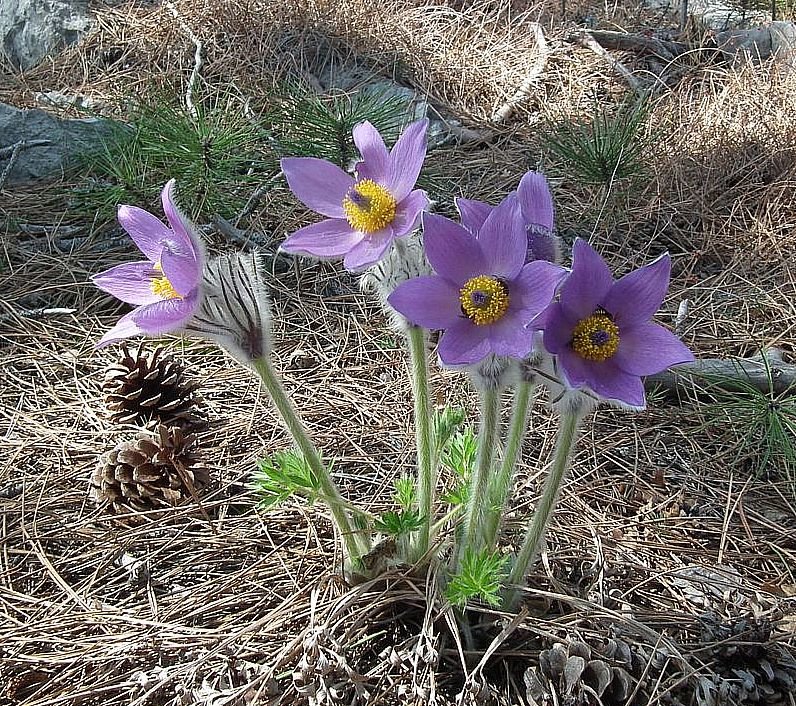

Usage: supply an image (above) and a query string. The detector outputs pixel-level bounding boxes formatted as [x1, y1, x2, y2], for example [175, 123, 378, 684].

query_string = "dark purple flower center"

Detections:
[470, 290, 489, 306]
[347, 190, 371, 209]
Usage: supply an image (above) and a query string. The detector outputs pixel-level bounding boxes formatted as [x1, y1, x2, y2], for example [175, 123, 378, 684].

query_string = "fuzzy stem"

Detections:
[406, 324, 435, 561]
[482, 379, 536, 552]
[455, 386, 501, 570]
[251, 356, 368, 564]
[505, 410, 583, 609]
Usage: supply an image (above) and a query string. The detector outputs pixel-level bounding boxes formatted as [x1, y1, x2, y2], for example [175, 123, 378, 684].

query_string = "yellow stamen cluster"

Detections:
[571, 310, 620, 362]
[459, 275, 510, 326]
[342, 180, 397, 233]
[150, 263, 182, 300]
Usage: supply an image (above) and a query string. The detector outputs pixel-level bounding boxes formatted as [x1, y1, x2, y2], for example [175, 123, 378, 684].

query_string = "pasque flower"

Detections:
[388, 196, 566, 365]
[92, 180, 203, 347]
[455, 171, 560, 264]
[280, 119, 430, 271]
[542, 239, 694, 409]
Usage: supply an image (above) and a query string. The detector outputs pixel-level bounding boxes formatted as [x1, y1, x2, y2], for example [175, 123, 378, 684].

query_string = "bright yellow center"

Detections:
[459, 275, 510, 326]
[571, 309, 620, 361]
[150, 263, 181, 300]
[342, 180, 397, 233]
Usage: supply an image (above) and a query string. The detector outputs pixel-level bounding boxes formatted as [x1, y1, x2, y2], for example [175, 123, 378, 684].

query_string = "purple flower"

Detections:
[542, 239, 694, 409]
[455, 171, 560, 264]
[388, 196, 566, 365]
[92, 180, 203, 347]
[280, 119, 430, 271]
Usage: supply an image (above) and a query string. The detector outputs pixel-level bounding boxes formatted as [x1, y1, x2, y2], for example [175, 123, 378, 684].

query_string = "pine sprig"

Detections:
[269, 82, 412, 168]
[445, 548, 508, 607]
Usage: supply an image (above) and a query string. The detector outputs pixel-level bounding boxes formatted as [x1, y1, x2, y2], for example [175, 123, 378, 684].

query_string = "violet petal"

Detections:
[604, 253, 671, 328]
[541, 302, 575, 355]
[510, 260, 567, 320]
[281, 157, 354, 218]
[613, 322, 694, 376]
[385, 119, 428, 201]
[438, 318, 491, 365]
[422, 212, 486, 285]
[132, 293, 198, 334]
[96, 310, 146, 348]
[92, 262, 162, 305]
[487, 314, 535, 358]
[343, 227, 394, 271]
[388, 276, 462, 329]
[477, 195, 526, 280]
[353, 121, 390, 182]
[456, 197, 493, 234]
[117, 205, 172, 262]
[517, 171, 554, 232]
[587, 360, 647, 408]
[281, 219, 364, 258]
[559, 238, 613, 320]
[391, 189, 429, 237]
[161, 180, 201, 265]
[160, 245, 201, 297]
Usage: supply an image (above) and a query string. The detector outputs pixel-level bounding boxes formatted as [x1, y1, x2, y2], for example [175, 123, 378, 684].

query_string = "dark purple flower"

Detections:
[91, 180, 203, 347]
[280, 119, 430, 271]
[388, 196, 566, 366]
[455, 171, 560, 264]
[542, 239, 694, 409]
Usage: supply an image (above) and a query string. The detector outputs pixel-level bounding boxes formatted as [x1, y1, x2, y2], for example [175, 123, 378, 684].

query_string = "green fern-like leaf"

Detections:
[253, 450, 324, 509]
[445, 549, 508, 607]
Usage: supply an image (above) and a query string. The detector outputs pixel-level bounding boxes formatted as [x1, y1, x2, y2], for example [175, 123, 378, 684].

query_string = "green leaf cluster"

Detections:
[445, 548, 508, 607]
[544, 95, 653, 185]
[269, 82, 413, 169]
[701, 358, 796, 489]
[374, 509, 424, 537]
[441, 427, 478, 506]
[253, 450, 323, 509]
[394, 474, 416, 511]
[72, 88, 277, 222]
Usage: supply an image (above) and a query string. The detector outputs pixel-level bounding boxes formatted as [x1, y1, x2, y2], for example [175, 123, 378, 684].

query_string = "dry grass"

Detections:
[2, 0, 796, 703]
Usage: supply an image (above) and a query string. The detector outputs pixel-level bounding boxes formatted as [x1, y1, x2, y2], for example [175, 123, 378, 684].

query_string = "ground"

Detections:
[1, 0, 795, 704]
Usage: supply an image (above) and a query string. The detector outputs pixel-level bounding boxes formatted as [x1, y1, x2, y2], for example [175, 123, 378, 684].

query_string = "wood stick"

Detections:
[645, 351, 796, 399]
[492, 23, 550, 123]
[574, 33, 644, 92]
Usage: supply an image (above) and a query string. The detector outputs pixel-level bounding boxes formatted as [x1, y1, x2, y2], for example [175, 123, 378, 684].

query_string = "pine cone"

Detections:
[103, 343, 202, 429]
[525, 637, 645, 706]
[91, 425, 210, 518]
[694, 613, 796, 704]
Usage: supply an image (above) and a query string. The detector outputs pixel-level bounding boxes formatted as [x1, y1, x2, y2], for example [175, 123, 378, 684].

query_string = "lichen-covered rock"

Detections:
[0, 102, 111, 183]
[1, 0, 93, 71]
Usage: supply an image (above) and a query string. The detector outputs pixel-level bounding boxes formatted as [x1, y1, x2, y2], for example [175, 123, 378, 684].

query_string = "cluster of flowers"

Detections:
[91, 119, 693, 607]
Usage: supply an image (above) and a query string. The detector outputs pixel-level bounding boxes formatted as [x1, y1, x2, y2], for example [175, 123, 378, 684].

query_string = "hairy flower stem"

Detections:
[251, 356, 368, 564]
[483, 380, 536, 551]
[505, 410, 583, 610]
[406, 324, 434, 562]
[455, 386, 500, 571]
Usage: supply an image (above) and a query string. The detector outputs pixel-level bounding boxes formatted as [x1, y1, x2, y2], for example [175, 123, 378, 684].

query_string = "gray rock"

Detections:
[0, 102, 111, 183]
[716, 21, 796, 66]
[1, 0, 93, 71]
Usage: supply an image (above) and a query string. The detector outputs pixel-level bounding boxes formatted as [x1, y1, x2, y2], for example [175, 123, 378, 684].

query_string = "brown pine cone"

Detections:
[102, 343, 202, 430]
[91, 425, 210, 519]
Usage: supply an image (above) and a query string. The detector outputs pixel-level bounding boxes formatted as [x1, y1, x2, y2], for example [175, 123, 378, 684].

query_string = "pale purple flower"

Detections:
[455, 171, 560, 264]
[542, 239, 694, 409]
[388, 196, 566, 366]
[280, 119, 430, 271]
[92, 180, 203, 347]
